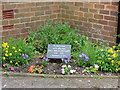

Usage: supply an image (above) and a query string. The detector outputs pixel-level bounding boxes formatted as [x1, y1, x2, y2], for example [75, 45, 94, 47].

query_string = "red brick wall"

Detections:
[60, 2, 118, 45]
[1, 2, 119, 44]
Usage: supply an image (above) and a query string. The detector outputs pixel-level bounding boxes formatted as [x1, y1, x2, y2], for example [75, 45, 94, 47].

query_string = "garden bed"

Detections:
[2, 57, 119, 76]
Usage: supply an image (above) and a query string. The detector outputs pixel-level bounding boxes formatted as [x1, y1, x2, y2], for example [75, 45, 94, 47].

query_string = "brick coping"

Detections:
[2, 72, 119, 79]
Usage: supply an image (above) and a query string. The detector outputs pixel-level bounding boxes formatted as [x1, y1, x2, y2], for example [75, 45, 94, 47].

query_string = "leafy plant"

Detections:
[2, 38, 34, 67]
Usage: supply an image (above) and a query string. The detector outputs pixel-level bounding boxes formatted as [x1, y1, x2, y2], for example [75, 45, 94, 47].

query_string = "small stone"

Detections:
[79, 80, 82, 82]
[88, 80, 91, 83]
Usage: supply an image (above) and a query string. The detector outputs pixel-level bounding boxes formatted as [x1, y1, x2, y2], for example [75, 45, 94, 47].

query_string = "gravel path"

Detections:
[1, 76, 119, 88]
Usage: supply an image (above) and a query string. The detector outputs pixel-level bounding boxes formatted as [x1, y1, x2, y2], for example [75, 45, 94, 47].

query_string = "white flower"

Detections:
[70, 70, 76, 73]
[68, 65, 71, 68]
[61, 69, 65, 74]
[94, 64, 99, 69]
[61, 65, 66, 68]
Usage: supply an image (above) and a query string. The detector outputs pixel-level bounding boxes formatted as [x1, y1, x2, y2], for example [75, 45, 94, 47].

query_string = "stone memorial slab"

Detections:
[47, 44, 71, 59]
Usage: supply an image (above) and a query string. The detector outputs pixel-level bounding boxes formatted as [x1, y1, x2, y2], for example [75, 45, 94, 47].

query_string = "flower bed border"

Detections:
[2, 72, 119, 79]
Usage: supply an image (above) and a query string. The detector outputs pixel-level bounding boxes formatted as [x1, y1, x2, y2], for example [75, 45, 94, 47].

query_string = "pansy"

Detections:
[42, 57, 49, 61]
[3, 63, 8, 66]
[10, 67, 14, 71]
[22, 54, 29, 59]
[61, 56, 70, 63]
[79, 53, 89, 61]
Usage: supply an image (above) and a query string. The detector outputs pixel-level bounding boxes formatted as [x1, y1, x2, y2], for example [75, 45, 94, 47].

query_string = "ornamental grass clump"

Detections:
[2, 38, 34, 68]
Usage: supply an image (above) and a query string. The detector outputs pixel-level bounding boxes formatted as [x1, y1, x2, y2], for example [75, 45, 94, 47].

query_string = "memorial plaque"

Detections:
[47, 44, 71, 59]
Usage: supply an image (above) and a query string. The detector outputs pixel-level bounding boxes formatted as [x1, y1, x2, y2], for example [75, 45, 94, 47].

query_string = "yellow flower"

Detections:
[108, 48, 113, 53]
[18, 49, 21, 51]
[5, 50, 8, 53]
[116, 69, 118, 71]
[112, 54, 118, 58]
[9, 53, 12, 56]
[118, 61, 120, 65]
[7, 46, 9, 48]
[107, 55, 110, 57]
[2, 42, 8, 48]
[14, 50, 17, 53]
[15, 62, 18, 65]
[118, 44, 120, 47]
[5, 53, 9, 57]
[2, 57, 6, 60]
[100, 49, 104, 51]
[94, 68, 98, 70]
[116, 50, 120, 52]
[108, 58, 112, 60]
[10, 61, 12, 63]
[118, 68, 120, 70]
[112, 64, 114, 66]
[111, 60, 114, 63]
[12, 47, 16, 49]
[112, 46, 116, 48]
[5, 48, 8, 50]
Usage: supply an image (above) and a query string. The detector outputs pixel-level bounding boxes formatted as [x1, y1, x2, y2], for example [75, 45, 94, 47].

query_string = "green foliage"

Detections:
[28, 21, 81, 54]
[2, 38, 34, 67]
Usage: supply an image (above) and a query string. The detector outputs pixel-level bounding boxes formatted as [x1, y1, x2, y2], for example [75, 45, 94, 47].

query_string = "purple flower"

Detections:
[10, 67, 14, 71]
[79, 53, 89, 61]
[3, 63, 8, 66]
[42, 57, 49, 61]
[61, 56, 70, 63]
[22, 54, 29, 59]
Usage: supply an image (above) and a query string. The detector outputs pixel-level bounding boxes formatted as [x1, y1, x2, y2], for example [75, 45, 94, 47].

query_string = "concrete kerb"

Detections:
[2, 72, 119, 79]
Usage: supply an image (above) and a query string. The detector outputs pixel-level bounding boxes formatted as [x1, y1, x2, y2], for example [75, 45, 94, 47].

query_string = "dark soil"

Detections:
[3, 57, 120, 76]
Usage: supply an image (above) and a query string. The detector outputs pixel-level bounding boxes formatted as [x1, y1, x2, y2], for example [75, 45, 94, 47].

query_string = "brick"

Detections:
[50, 14, 57, 19]
[20, 18, 30, 23]
[3, 25, 14, 30]
[74, 21, 82, 25]
[25, 3, 36, 8]
[50, 5, 59, 10]
[109, 21, 117, 27]
[61, 5, 69, 9]
[15, 3, 26, 8]
[9, 29, 21, 35]
[111, 2, 118, 6]
[15, 13, 25, 18]
[74, 11, 84, 17]
[2, 20, 9, 25]
[70, 15, 78, 20]
[103, 36, 116, 42]
[15, 8, 31, 13]
[104, 16, 116, 21]
[84, 3, 94, 8]
[100, 10, 109, 15]
[79, 17, 88, 22]
[83, 22, 92, 27]
[21, 28, 29, 33]
[14, 24, 24, 29]
[75, 2, 83, 7]
[66, 10, 75, 15]
[2, 31, 9, 36]
[88, 18, 98, 23]
[41, 6, 49, 10]
[36, 2, 46, 6]
[53, 10, 60, 13]
[89, 9, 98, 13]
[104, 26, 115, 31]
[62, 14, 69, 19]
[105, 5, 118, 11]
[31, 7, 41, 12]
[80, 7, 88, 12]
[35, 11, 44, 16]
[69, 6, 79, 11]
[84, 13, 93, 18]
[93, 34, 103, 39]
[3, 4, 16, 10]
[25, 22, 34, 27]
[24, 12, 35, 17]
[98, 20, 108, 25]
[94, 14, 103, 19]
[45, 10, 52, 14]
[31, 17, 40, 22]
[93, 24, 103, 30]
[110, 11, 117, 16]
[95, 4, 104, 9]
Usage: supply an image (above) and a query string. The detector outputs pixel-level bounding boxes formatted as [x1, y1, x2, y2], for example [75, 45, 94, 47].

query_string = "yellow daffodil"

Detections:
[5, 48, 8, 50]
[10, 61, 12, 63]
[94, 68, 98, 70]
[2, 57, 6, 60]
[118, 44, 120, 47]
[15, 62, 18, 65]
[116, 69, 118, 71]
[112, 46, 116, 48]
[14, 50, 17, 53]
[111, 60, 114, 63]
[5, 50, 8, 53]
[107, 55, 110, 57]
[108, 58, 112, 60]
[118, 61, 120, 65]
[100, 49, 104, 51]
[9, 53, 12, 56]
[116, 50, 120, 52]
[18, 49, 21, 51]
[7, 46, 9, 48]
[12, 47, 16, 49]
[5, 53, 9, 57]
[2, 42, 8, 48]
[112, 64, 114, 66]
[112, 54, 118, 58]
[108, 48, 113, 53]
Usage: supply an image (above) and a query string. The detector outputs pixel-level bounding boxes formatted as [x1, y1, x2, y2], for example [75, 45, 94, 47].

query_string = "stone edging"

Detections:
[2, 72, 119, 79]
